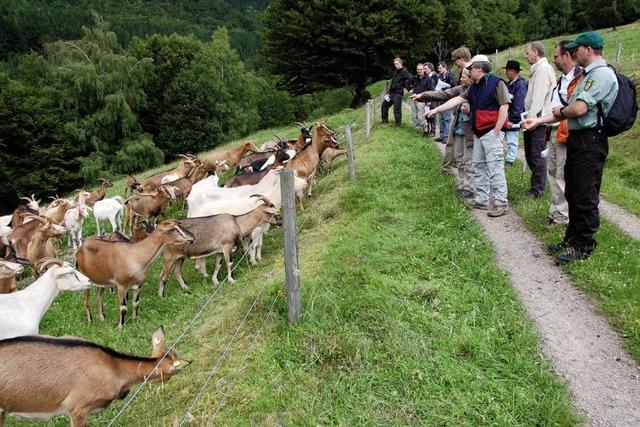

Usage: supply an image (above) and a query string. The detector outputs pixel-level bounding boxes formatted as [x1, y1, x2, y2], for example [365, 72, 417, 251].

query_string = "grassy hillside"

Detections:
[9, 106, 578, 425]
[490, 20, 640, 216]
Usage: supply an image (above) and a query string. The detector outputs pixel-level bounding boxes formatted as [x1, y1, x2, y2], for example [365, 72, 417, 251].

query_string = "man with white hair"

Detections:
[523, 41, 556, 198]
[428, 55, 511, 218]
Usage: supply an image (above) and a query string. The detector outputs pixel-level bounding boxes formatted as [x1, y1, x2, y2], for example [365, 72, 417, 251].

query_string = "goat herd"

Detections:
[0, 122, 345, 426]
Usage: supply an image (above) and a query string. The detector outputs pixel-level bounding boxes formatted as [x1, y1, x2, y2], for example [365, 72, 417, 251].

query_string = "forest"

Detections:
[1, 0, 638, 212]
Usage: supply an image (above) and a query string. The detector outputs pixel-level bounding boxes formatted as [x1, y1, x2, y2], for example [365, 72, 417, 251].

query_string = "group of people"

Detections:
[381, 31, 621, 265]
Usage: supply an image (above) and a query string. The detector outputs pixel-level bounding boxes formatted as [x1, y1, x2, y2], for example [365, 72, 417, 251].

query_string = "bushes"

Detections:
[112, 136, 164, 174]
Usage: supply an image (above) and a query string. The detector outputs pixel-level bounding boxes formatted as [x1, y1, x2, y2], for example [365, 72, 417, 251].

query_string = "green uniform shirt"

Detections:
[568, 59, 618, 130]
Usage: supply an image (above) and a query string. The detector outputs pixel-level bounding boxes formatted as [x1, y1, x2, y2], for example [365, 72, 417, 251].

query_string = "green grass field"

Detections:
[8, 105, 580, 426]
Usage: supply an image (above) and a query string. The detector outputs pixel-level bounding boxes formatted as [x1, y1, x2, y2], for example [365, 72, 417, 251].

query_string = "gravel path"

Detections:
[429, 138, 640, 426]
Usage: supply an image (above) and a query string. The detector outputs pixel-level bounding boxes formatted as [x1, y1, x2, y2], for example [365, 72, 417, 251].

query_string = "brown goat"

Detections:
[0, 327, 188, 426]
[44, 199, 75, 226]
[224, 149, 292, 188]
[202, 140, 258, 172]
[123, 184, 177, 234]
[8, 215, 58, 259]
[321, 147, 348, 172]
[84, 179, 112, 206]
[77, 220, 195, 328]
[125, 175, 142, 196]
[8, 205, 39, 229]
[140, 155, 198, 193]
[166, 162, 207, 207]
[0, 260, 24, 294]
[24, 216, 67, 278]
[158, 196, 281, 297]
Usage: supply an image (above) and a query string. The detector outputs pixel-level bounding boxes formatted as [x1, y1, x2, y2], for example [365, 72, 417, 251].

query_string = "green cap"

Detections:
[565, 31, 604, 50]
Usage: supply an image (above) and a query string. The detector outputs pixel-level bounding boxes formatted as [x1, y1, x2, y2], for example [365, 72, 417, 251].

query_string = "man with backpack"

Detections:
[522, 31, 628, 264]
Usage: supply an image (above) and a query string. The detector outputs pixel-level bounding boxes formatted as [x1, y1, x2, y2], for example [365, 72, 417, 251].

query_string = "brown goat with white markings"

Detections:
[140, 155, 197, 193]
[0, 327, 188, 427]
[84, 178, 112, 206]
[77, 220, 195, 328]
[123, 184, 177, 234]
[0, 260, 24, 294]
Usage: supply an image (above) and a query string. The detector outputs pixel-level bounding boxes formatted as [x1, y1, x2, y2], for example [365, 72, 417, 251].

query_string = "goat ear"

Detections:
[171, 358, 191, 372]
[152, 326, 166, 357]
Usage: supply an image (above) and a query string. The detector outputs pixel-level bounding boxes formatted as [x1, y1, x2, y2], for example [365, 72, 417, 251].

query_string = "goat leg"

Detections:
[195, 258, 208, 277]
[117, 286, 128, 329]
[96, 287, 106, 321]
[212, 255, 223, 285]
[83, 289, 93, 323]
[132, 286, 141, 318]
[223, 249, 235, 284]
[173, 258, 189, 290]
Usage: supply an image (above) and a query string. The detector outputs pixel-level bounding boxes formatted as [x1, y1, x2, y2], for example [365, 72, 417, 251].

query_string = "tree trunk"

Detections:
[350, 81, 370, 108]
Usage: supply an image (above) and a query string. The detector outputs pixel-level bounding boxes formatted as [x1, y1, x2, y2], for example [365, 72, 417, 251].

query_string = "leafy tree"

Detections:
[157, 28, 260, 154]
[262, 0, 446, 107]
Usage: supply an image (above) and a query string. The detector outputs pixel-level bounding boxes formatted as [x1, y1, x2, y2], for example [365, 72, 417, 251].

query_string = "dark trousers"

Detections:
[563, 128, 608, 252]
[381, 92, 403, 125]
[524, 125, 548, 195]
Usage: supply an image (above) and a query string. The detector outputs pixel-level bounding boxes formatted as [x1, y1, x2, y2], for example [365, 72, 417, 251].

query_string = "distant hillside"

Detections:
[0, 0, 271, 61]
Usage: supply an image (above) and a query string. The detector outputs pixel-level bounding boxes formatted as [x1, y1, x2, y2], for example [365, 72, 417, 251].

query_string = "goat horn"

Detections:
[36, 257, 65, 272]
[24, 215, 48, 224]
[249, 194, 275, 208]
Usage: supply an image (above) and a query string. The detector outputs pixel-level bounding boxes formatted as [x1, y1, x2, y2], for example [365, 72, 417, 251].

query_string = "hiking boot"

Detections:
[546, 241, 569, 254]
[464, 199, 489, 210]
[434, 137, 443, 143]
[555, 248, 591, 265]
[457, 189, 474, 199]
[487, 205, 508, 218]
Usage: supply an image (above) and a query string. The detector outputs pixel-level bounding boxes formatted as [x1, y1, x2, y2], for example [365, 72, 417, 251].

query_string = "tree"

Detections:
[261, 0, 446, 107]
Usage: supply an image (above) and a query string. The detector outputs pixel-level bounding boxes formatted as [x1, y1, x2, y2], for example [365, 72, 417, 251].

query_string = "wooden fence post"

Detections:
[280, 170, 301, 324]
[615, 43, 624, 71]
[365, 101, 371, 140]
[508, 47, 512, 60]
[344, 124, 356, 180]
[495, 49, 499, 68]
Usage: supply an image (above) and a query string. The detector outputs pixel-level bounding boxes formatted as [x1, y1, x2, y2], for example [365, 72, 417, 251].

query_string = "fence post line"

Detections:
[280, 169, 301, 324]
[372, 97, 377, 122]
[495, 48, 499, 68]
[615, 43, 624, 71]
[344, 124, 356, 180]
[508, 47, 512, 60]
[365, 101, 371, 139]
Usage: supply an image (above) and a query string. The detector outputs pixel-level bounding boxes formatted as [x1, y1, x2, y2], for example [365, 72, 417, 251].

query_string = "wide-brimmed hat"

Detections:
[565, 31, 604, 50]
[503, 60, 521, 72]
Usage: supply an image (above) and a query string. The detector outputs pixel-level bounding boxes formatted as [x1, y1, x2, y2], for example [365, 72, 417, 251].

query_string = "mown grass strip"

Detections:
[506, 162, 640, 361]
[15, 109, 576, 426]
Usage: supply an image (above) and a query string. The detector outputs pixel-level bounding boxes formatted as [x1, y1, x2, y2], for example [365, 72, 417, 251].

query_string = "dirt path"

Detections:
[428, 138, 640, 426]
[515, 148, 640, 241]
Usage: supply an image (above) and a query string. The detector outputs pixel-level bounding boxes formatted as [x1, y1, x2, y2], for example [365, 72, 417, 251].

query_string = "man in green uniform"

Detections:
[522, 31, 618, 264]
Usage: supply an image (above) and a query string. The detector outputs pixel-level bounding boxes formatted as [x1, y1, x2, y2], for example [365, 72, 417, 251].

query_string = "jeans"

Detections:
[504, 130, 519, 163]
[472, 131, 508, 207]
[439, 111, 452, 140]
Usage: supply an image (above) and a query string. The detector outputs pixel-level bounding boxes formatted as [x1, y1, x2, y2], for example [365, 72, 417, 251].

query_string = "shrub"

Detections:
[111, 135, 164, 174]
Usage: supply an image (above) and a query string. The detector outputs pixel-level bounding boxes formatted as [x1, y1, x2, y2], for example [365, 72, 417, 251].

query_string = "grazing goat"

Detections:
[123, 184, 177, 234]
[0, 326, 188, 427]
[25, 216, 68, 277]
[158, 196, 282, 297]
[321, 147, 348, 172]
[77, 220, 195, 328]
[84, 179, 112, 206]
[141, 155, 198, 193]
[93, 196, 125, 235]
[125, 175, 142, 195]
[0, 260, 24, 294]
[64, 204, 92, 250]
[202, 140, 258, 172]
[0, 259, 90, 340]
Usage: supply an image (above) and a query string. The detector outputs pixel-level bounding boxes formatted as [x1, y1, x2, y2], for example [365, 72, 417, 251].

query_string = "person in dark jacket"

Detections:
[503, 60, 528, 165]
[408, 63, 432, 132]
[381, 57, 412, 126]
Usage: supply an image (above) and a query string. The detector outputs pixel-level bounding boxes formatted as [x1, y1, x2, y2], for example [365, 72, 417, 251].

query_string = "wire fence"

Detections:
[106, 112, 371, 425]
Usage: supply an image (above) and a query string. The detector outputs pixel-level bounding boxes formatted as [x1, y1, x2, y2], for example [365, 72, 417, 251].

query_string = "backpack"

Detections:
[596, 66, 638, 137]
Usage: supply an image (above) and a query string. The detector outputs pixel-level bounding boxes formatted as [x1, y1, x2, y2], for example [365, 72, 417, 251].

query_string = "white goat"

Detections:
[92, 196, 124, 236]
[64, 204, 92, 250]
[0, 259, 91, 340]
